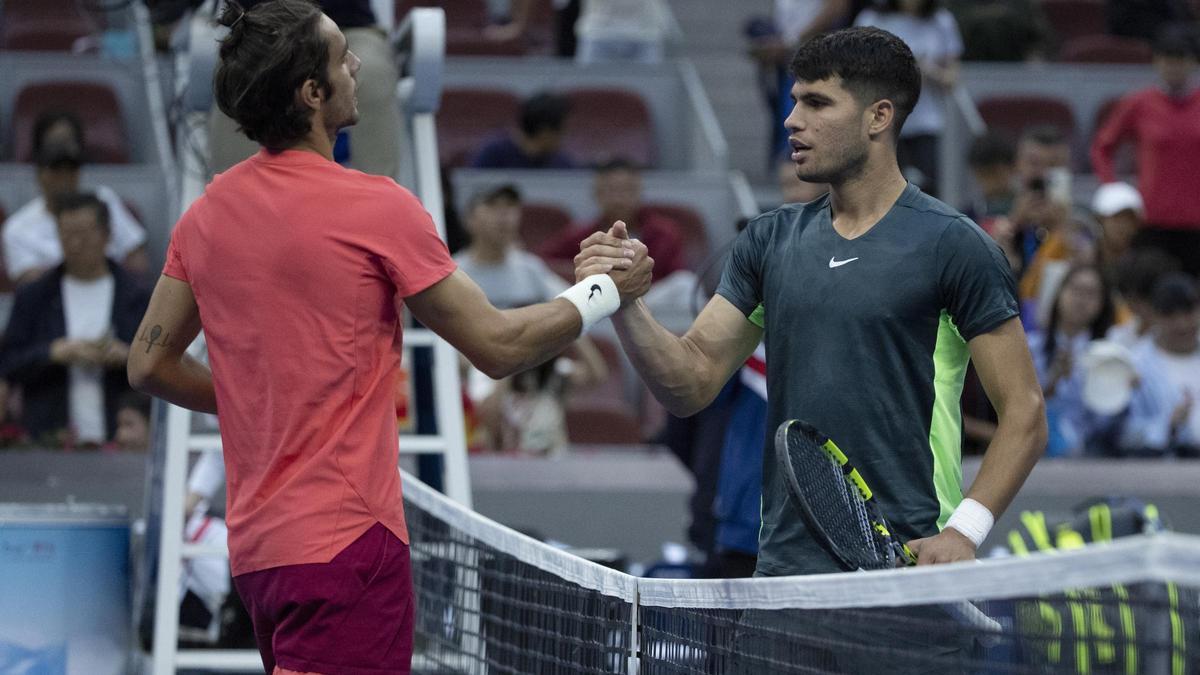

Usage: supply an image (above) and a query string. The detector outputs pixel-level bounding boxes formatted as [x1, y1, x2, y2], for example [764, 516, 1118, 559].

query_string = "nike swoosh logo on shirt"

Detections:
[828, 256, 859, 268]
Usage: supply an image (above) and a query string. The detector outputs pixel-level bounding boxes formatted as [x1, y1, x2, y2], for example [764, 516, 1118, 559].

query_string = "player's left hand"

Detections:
[907, 528, 976, 565]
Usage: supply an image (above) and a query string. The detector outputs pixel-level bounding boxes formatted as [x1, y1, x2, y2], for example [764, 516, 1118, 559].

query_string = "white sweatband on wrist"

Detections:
[945, 498, 994, 548]
[557, 274, 620, 333]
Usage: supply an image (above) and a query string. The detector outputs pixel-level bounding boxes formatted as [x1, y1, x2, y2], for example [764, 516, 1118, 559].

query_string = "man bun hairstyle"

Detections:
[789, 27, 922, 138]
[214, 0, 332, 151]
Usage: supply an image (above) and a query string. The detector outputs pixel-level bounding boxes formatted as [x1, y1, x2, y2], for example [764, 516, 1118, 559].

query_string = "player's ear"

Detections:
[866, 99, 895, 139]
[298, 78, 323, 111]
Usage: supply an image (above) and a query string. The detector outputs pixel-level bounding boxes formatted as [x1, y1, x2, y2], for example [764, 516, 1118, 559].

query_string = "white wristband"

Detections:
[945, 498, 994, 548]
[557, 274, 620, 333]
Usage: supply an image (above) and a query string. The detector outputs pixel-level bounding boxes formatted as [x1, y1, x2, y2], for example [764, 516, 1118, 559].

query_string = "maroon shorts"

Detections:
[233, 522, 414, 675]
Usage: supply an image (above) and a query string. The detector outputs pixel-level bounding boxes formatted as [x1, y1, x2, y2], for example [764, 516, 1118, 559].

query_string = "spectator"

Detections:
[574, 0, 671, 64]
[947, 0, 1049, 61]
[1026, 264, 1117, 456]
[1107, 0, 1196, 42]
[540, 159, 686, 282]
[1119, 273, 1200, 456]
[3, 113, 149, 287]
[855, 0, 963, 194]
[0, 193, 150, 447]
[471, 92, 575, 170]
[208, 0, 400, 178]
[453, 185, 607, 454]
[1091, 23, 1200, 277]
[989, 126, 1072, 275]
[1109, 248, 1180, 348]
[965, 132, 1016, 221]
[111, 391, 152, 452]
[1091, 182, 1144, 274]
[747, 1, 857, 167]
[485, 0, 582, 57]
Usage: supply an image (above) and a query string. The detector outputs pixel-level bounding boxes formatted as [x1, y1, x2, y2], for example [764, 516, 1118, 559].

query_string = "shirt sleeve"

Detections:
[1, 213, 39, 280]
[1090, 93, 1139, 184]
[162, 219, 190, 282]
[374, 186, 457, 298]
[715, 214, 771, 318]
[97, 186, 147, 259]
[936, 9, 964, 59]
[936, 218, 1019, 340]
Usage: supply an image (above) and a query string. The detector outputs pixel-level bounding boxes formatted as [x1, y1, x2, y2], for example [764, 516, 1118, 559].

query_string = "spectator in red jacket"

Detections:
[1091, 23, 1200, 276]
[540, 159, 686, 282]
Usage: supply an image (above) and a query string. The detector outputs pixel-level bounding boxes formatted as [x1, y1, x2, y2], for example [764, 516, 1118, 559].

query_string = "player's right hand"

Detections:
[574, 221, 637, 280]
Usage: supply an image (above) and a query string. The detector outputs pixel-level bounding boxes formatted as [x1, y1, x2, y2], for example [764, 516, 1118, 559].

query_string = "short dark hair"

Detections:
[1115, 248, 1180, 300]
[1152, 272, 1199, 316]
[1019, 124, 1068, 148]
[117, 390, 152, 417]
[32, 112, 85, 158]
[1153, 22, 1199, 59]
[519, 92, 570, 137]
[52, 191, 110, 234]
[789, 27, 922, 136]
[467, 184, 521, 212]
[968, 132, 1015, 169]
[214, 0, 332, 151]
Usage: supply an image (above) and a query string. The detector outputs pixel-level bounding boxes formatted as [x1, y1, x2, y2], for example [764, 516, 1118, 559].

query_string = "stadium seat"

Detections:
[0, 0, 95, 51]
[1060, 35, 1152, 64]
[519, 202, 572, 250]
[644, 203, 710, 271]
[562, 88, 655, 169]
[436, 88, 520, 168]
[565, 404, 643, 445]
[976, 95, 1076, 146]
[11, 81, 129, 163]
[1040, 0, 1107, 43]
[395, 0, 529, 55]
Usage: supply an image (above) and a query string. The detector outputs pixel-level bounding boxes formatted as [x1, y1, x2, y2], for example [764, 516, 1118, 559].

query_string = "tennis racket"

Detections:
[774, 419, 1003, 641]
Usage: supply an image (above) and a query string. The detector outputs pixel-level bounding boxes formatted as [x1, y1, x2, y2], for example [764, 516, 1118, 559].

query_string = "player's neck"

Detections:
[828, 162, 907, 238]
[288, 126, 337, 161]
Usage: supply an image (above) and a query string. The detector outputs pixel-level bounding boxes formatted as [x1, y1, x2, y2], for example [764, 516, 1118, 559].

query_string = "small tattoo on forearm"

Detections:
[139, 325, 171, 353]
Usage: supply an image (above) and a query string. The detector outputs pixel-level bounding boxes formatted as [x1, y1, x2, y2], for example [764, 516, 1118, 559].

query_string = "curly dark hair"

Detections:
[789, 27, 922, 137]
[213, 0, 332, 151]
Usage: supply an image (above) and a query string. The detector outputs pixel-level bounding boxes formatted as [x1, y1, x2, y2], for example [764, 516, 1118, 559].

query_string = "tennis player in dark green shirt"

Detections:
[576, 27, 1047, 577]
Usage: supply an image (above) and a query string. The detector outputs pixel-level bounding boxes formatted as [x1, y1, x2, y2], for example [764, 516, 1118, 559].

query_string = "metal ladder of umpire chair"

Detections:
[148, 8, 468, 673]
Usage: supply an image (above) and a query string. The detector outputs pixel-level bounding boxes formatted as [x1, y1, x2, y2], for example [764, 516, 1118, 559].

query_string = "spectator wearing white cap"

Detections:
[1092, 182, 1144, 269]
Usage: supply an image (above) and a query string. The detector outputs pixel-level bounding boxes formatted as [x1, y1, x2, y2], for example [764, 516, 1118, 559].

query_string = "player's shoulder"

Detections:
[747, 194, 830, 234]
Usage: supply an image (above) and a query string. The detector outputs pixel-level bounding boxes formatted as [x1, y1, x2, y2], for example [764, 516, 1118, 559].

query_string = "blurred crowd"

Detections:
[0, 2, 1196, 496]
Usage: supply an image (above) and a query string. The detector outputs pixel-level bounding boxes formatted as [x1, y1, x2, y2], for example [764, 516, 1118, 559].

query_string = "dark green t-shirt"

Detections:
[716, 184, 1018, 576]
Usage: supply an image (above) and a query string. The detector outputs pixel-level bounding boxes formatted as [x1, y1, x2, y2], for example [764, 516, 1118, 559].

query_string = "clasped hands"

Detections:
[573, 221, 654, 307]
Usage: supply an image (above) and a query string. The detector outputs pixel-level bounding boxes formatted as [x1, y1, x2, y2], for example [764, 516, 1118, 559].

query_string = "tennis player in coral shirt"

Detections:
[126, 2, 652, 673]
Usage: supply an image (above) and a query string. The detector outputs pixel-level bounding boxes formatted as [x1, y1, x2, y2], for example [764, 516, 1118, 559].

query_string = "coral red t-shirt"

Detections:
[163, 149, 456, 575]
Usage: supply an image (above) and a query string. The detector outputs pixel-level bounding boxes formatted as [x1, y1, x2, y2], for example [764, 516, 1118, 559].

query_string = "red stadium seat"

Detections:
[436, 88, 520, 168]
[565, 403, 642, 445]
[976, 95, 1076, 146]
[396, 0, 554, 55]
[519, 202, 572, 250]
[1040, 0, 1107, 43]
[395, 0, 488, 30]
[0, 0, 96, 51]
[12, 81, 129, 163]
[562, 88, 655, 169]
[644, 202, 710, 271]
[1060, 35, 1152, 64]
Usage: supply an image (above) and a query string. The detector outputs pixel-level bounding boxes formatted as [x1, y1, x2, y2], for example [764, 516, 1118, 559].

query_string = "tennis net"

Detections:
[402, 470, 1200, 674]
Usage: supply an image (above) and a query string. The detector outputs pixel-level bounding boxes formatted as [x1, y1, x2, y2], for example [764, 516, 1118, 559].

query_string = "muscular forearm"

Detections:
[129, 353, 218, 414]
[612, 300, 723, 417]
[467, 299, 584, 380]
[964, 392, 1046, 518]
